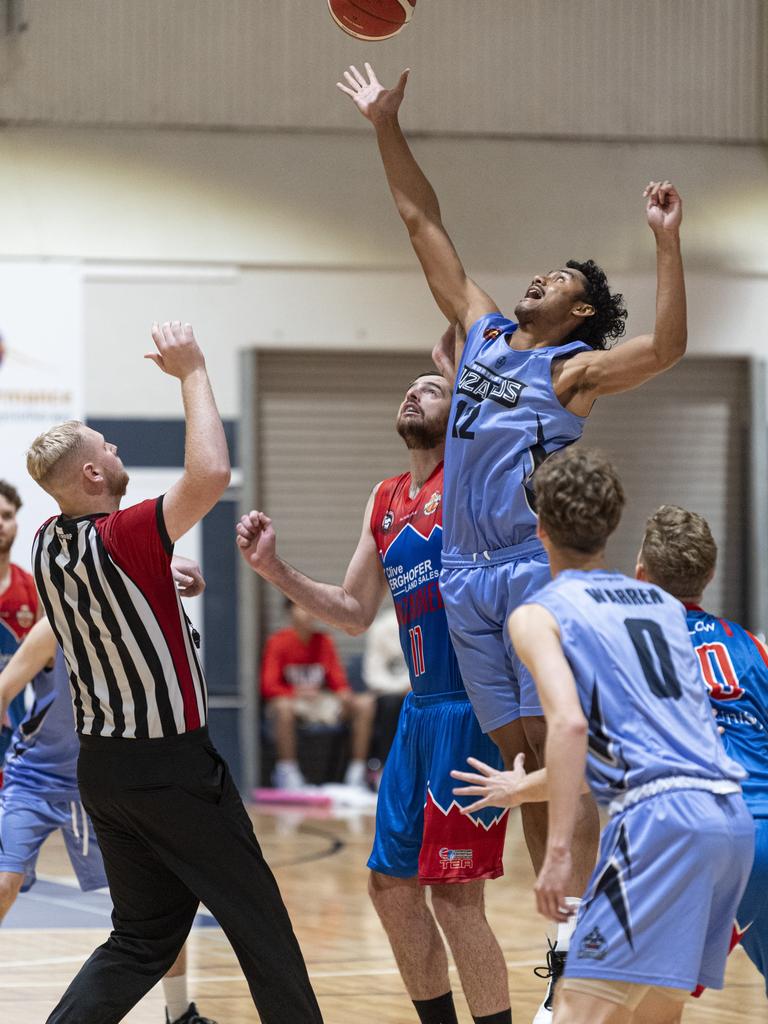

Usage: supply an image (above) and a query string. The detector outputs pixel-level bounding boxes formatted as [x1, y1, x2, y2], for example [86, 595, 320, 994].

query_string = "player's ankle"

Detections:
[412, 990, 459, 1024]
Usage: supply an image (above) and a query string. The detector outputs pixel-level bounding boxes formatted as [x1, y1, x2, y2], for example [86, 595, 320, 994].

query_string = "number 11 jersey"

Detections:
[371, 463, 464, 698]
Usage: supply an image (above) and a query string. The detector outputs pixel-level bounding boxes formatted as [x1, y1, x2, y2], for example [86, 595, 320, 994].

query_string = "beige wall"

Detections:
[0, 126, 766, 419]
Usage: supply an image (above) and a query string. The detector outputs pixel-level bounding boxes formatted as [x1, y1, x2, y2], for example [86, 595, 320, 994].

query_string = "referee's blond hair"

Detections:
[26, 420, 86, 492]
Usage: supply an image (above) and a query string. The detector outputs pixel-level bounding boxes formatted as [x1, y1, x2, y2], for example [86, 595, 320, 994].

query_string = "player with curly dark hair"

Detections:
[339, 63, 687, 1024]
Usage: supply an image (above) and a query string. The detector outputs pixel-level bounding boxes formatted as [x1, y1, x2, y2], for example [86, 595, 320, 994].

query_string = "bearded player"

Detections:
[237, 338, 512, 1024]
[338, 62, 687, 1022]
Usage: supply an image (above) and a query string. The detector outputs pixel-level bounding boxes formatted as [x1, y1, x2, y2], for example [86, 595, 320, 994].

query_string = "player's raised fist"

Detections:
[643, 180, 682, 235]
[146, 321, 206, 380]
[336, 63, 409, 125]
[236, 510, 278, 573]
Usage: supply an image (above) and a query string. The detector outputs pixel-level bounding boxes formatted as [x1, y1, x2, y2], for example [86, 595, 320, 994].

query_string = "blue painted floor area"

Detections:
[3, 879, 218, 930]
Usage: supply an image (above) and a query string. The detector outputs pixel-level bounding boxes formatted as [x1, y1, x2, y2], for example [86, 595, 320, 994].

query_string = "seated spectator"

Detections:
[363, 608, 411, 769]
[261, 600, 375, 790]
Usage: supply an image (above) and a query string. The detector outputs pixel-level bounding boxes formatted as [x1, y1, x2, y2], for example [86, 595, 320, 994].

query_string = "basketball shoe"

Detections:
[166, 1003, 217, 1024]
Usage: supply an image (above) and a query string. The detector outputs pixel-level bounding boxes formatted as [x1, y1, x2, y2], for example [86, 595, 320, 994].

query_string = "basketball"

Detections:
[327, 0, 416, 41]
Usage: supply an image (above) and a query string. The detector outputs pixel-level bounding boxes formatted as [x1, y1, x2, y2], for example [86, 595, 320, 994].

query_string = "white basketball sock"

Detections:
[555, 896, 582, 951]
[163, 973, 189, 1023]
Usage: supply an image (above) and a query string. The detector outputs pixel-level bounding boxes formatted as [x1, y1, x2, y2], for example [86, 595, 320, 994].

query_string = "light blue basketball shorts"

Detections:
[0, 785, 107, 892]
[440, 548, 551, 733]
[566, 788, 755, 992]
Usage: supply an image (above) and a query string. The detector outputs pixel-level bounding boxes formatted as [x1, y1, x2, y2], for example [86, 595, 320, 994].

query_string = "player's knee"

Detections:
[270, 697, 296, 721]
[431, 883, 485, 933]
[0, 873, 24, 917]
[353, 692, 376, 719]
[368, 871, 423, 920]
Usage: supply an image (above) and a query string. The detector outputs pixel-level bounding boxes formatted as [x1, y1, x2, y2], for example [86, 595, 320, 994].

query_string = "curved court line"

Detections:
[269, 824, 346, 868]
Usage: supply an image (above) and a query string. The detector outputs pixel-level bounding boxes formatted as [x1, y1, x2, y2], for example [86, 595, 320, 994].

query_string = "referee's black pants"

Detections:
[46, 727, 323, 1024]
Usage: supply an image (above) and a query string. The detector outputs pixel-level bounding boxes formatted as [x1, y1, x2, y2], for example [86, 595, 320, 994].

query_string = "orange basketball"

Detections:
[328, 0, 416, 41]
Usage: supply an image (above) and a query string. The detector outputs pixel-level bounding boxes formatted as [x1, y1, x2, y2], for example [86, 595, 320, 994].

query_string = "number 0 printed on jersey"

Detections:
[409, 625, 426, 677]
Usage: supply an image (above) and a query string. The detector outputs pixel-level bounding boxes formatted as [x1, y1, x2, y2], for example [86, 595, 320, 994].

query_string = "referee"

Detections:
[26, 322, 323, 1024]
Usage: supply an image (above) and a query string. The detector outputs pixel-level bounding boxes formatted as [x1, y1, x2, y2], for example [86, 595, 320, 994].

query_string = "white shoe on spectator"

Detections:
[272, 760, 306, 790]
[343, 759, 368, 789]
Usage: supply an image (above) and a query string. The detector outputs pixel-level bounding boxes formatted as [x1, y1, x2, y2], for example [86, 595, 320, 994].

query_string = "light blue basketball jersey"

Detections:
[686, 606, 768, 817]
[3, 650, 79, 800]
[531, 570, 745, 804]
[443, 313, 589, 563]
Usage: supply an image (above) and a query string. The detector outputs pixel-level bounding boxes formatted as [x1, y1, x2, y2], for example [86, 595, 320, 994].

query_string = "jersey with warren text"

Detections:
[686, 605, 768, 817]
[371, 463, 463, 697]
[530, 570, 745, 805]
[443, 313, 589, 561]
[3, 649, 79, 801]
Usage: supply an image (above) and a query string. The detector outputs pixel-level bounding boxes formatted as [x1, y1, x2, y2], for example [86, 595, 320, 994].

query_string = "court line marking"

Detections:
[0, 959, 544, 985]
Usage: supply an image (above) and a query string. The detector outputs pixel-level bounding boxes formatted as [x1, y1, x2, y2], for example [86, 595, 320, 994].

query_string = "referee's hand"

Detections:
[146, 321, 206, 379]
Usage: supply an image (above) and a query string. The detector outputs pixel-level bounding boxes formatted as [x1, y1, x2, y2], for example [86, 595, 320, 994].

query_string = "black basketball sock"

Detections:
[412, 991, 459, 1024]
[472, 1011, 513, 1024]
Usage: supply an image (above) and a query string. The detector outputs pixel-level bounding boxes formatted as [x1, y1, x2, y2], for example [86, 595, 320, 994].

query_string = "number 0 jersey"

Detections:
[443, 313, 589, 563]
[371, 463, 464, 697]
[686, 605, 768, 817]
[530, 570, 745, 805]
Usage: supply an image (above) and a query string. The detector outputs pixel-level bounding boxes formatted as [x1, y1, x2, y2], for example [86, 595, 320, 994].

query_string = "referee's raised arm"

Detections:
[146, 321, 231, 543]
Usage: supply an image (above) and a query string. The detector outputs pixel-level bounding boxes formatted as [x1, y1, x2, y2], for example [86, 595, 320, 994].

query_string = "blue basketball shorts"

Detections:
[0, 785, 107, 892]
[440, 549, 551, 733]
[734, 814, 768, 991]
[566, 789, 755, 992]
[368, 691, 509, 884]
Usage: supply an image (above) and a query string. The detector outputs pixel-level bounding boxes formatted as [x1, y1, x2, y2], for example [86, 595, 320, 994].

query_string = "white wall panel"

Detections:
[0, 0, 765, 141]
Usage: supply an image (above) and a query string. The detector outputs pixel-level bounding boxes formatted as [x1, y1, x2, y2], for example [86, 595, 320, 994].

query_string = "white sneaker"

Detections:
[272, 761, 306, 790]
[532, 940, 568, 1023]
[343, 760, 368, 789]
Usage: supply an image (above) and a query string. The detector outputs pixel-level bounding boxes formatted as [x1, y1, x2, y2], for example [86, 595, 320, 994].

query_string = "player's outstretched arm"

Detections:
[0, 617, 58, 721]
[337, 63, 497, 351]
[510, 604, 589, 924]
[148, 322, 231, 544]
[451, 755, 590, 813]
[236, 487, 388, 636]
[556, 182, 686, 414]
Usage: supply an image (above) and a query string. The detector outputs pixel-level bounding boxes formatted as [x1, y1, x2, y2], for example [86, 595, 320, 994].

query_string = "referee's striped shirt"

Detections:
[32, 496, 207, 739]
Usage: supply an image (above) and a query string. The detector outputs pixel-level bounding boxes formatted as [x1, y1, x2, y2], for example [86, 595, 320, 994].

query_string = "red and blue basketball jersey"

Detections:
[686, 604, 768, 817]
[371, 463, 463, 697]
[0, 564, 38, 763]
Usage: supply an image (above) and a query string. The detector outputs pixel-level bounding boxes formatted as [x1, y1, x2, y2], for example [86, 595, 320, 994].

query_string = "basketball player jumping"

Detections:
[237, 345, 513, 1024]
[452, 448, 753, 1024]
[636, 506, 768, 992]
[338, 62, 687, 1020]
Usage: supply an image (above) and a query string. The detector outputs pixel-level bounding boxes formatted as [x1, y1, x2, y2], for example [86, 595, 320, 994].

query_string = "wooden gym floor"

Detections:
[0, 804, 763, 1023]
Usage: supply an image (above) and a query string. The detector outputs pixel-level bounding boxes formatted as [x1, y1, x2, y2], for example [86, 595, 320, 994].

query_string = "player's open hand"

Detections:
[451, 753, 527, 813]
[146, 322, 206, 380]
[336, 63, 409, 125]
[236, 510, 278, 574]
[535, 848, 574, 924]
[644, 181, 682, 235]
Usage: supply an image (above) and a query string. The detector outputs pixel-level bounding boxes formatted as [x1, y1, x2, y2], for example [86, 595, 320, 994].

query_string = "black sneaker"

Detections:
[166, 1003, 218, 1024]
[532, 940, 568, 1022]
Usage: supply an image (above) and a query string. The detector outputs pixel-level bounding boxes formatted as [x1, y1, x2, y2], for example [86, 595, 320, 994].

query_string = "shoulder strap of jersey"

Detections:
[370, 475, 405, 547]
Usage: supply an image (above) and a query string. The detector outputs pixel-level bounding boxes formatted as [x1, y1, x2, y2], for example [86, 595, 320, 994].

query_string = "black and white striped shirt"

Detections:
[33, 497, 207, 739]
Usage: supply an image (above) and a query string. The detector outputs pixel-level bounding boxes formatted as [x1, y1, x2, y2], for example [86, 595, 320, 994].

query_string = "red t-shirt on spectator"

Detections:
[261, 629, 349, 700]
